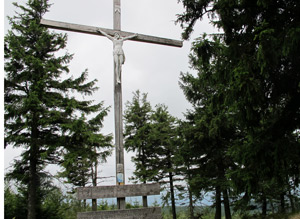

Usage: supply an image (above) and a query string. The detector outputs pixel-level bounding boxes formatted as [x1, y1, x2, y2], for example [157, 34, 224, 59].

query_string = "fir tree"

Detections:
[179, 35, 236, 218]
[124, 90, 154, 183]
[59, 113, 113, 210]
[124, 91, 179, 218]
[124, 92, 178, 186]
[150, 104, 179, 219]
[177, 0, 300, 216]
[4, 1, 107, 218]
[124, 90, 154, 207]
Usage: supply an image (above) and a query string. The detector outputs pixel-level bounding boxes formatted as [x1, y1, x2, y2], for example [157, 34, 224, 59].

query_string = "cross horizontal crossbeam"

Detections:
[40, 19, 183, 48]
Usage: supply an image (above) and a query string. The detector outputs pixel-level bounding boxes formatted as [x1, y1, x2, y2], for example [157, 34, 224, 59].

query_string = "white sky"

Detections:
[3, 0, 217, 189]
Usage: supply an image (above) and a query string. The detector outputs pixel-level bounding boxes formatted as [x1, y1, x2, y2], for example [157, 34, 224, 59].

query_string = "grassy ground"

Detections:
[162, 207, 300, 219]
[240, 212, 300, 219]
[290, 213, 300, 219]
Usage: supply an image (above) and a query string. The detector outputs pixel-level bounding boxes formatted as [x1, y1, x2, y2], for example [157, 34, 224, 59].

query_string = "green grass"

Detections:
[161, 206, 300, 219]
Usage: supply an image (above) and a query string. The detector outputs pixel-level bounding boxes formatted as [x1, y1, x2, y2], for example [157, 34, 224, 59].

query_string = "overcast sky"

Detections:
[4, 0, 218, 188]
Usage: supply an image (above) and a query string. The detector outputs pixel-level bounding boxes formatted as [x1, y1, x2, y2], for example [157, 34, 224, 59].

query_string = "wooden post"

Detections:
[143, 195, 148, 207]
[114, 0, 126, 210]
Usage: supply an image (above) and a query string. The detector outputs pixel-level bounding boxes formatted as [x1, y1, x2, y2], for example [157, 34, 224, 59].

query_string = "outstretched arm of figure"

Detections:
[97, 29, 114, 41]
[123, 33, 138, 41]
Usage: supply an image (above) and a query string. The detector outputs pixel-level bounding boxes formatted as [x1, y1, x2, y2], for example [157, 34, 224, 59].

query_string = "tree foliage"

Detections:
[178, 35, 236, 219]
[124, 90, 154, 182]
[59, 112, 113, 190]
[124, 91, 179, 218]
[177, 0, 300, 217]
[5, 181, 83, 219]
[4, 0, 109, 218]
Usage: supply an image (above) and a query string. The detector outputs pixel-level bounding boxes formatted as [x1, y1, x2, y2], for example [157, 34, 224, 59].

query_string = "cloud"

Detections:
[4, 0, 218, 189]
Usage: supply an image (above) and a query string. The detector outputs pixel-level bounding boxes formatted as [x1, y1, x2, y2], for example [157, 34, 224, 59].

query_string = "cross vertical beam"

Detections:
[113, 0, 126, 210]
[114, 0, 121, 31]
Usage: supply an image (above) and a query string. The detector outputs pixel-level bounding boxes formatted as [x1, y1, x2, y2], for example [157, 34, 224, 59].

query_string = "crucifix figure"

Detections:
[97, 29, 137, 84]
[41, 0, 182, 211]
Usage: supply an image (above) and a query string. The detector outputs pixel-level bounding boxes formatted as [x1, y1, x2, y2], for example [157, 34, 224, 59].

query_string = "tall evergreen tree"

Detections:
[59, 113, 113, 210]
[4, 1, 105, 218]
[150, 104, 179, 219]
[124, 90, 154, 207]
[176, 121, 198, 219]
[59, 112, 113, 189]
[124, 91, 179, 218]
[177, 0, 300, 215]
[124, 90, 154, 183]
[179, 36, 236, 219]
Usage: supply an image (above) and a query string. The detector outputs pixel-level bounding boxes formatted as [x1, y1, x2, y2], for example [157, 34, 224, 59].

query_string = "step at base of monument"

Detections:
[77, 207, 161, 219]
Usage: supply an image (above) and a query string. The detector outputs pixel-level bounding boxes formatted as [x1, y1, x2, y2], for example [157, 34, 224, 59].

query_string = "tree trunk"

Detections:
[141, 148, 148, 207]
[280, 193, 285, 214]
[215, 186, 222, 219]
[288, 190, 295, 213]
[92, 147, 98, 211]
[27, 122, 39, 219]
[28, 155, 38, 219]
[83, 199, 87, 210]
[188, 186, 194, 219]
[82, 170, 87, 210]
[223, 189, 231, 219]
[169, 171, 177, 219]
[270, 198, 275, 214]
[262, 194, 267, 216]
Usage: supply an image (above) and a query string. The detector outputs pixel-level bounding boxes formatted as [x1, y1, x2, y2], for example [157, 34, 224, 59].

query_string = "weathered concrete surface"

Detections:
[77, 207, 162, 219]
[77, 183, 160, 200]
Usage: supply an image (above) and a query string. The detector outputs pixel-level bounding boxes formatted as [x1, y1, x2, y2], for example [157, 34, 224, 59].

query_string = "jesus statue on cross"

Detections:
[97, 29, 138, 84]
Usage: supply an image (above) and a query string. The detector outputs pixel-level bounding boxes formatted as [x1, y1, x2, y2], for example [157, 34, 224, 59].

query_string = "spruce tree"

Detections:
[4, 0, 106, 218]
[124, 92, 179, 217]
[59, 112, 113, 189]
[59, 113, 113, 210]
[124, 90, 154, 183]
[150, 104, 179, 219]
[177, 0, 300, 215]
[179, 35, 236, 218]
[124, 90, 154, 207]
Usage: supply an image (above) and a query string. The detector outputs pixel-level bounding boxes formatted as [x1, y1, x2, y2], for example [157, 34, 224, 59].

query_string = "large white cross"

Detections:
[41, 0, 182, 210]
